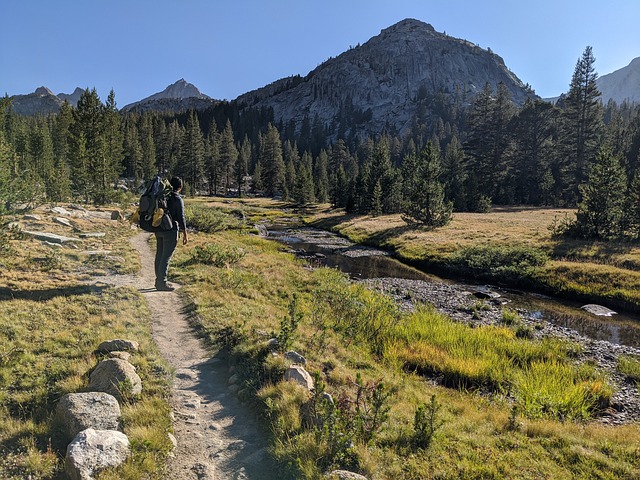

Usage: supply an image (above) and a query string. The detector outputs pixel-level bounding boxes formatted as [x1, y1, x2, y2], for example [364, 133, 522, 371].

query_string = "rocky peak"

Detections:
[121, 79, 215, 113]
[35, 86, 54, 96]
[236, 18, 534, 138]
[597, 56, 640, 105]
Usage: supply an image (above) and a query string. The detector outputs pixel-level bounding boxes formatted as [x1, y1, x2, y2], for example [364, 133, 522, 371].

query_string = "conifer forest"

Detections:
[2, 48, 640, 239]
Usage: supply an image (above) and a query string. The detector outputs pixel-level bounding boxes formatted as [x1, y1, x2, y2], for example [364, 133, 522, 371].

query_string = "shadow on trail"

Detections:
[0, 284, 110, 302]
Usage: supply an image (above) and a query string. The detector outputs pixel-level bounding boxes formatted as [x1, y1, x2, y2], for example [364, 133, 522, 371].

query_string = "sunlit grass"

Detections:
[170, 201, 640, 479]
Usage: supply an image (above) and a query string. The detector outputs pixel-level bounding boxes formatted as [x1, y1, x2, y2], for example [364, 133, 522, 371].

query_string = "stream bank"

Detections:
[264, 225, 640, 425]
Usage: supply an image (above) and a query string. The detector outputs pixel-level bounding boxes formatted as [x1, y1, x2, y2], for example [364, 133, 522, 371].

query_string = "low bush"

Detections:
[451, 245, 549, 280]
[185, 205, 243, 233]
[186, 243, 245, 267]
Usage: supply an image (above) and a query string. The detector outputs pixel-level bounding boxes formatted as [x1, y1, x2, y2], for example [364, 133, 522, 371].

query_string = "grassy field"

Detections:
[168, 198, 640, 479]
[306, 206, 640, 313]
[0, 206, 173, 479]
[3, 198, 640, 479]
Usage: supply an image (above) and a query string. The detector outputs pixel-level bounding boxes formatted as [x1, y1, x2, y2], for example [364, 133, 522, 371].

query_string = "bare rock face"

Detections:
[65, 428, 130, 480]
[237, 18, 533, 139]
[55, 392, 121, 443]
[88, 358, 142, 400]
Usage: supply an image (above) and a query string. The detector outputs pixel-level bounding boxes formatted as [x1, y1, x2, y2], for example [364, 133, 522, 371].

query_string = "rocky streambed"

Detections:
[267, 225, 640, 425]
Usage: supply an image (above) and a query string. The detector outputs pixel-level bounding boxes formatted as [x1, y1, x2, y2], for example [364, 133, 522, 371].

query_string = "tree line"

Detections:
[1, 47, 640, 237]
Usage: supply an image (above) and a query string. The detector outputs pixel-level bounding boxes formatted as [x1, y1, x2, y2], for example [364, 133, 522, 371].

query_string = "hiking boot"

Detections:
[156, 284, 175, 291]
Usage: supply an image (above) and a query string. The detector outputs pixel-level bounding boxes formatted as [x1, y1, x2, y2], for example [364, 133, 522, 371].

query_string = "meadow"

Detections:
[2, 199, 640, 479]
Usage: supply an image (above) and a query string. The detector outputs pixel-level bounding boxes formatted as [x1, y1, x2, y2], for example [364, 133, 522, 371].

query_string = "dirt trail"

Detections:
[100, 232, 279, 480]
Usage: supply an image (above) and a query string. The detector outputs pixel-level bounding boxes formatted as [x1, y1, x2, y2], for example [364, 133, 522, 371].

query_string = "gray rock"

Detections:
[65, 428, 130, 480]
[325, 470, 369, 480]
[108, 351, 131, 361]
[97, 339, 140, 353]
[284, 365, 314, 391]
[79, 232, 106, 238]
[88, 359, 142, 400]
[53, 216, 73, 227]
[55, 392, 121, 442]
[24, 230, 81, 244]
[23, 214, 42, 221]
[51, 206, 73, 216]
[581, 304, 617, 317]
[254, 224, 268, 237]
[110, 210, 123, 221]
[284, 350, 307, 365]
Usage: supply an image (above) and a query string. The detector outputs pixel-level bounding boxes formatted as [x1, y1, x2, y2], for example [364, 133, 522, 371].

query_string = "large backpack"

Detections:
[135, 176, 174, 232]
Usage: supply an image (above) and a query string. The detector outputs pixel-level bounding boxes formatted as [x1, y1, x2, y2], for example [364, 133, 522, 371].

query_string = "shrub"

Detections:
[187, 243, 245, 267]
[413, 394, 444, 449]
[452, 245, 549, 280]
[617, 355, 640, 382]
[185, 205, 242, 233]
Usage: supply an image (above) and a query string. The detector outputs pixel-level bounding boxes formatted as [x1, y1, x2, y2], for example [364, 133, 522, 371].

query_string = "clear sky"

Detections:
[2, 0, 639, 107]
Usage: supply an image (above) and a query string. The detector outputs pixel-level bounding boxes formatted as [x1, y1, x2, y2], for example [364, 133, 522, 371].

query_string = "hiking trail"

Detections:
[99, 232, 278, 480]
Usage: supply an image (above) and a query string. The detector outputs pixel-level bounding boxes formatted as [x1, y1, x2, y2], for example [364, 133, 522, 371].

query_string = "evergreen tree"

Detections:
[219, 119, 238, 195]
[259, 124, 284, 196]
[561, 46, 604, 204]
[402, 141, 453, 227]
[206, 128, 220, 195]
[575, 145, 626, 238]
[293, 151, 316, 205]
[442, 135, 466, 211]
[139, 113, 156, 183]
[51, 101, 73, 201]
[235, 135, 251, 197]
[313, 149, 329, 203]
[100, 89, 124, 203]
[179, 110, 205, 195]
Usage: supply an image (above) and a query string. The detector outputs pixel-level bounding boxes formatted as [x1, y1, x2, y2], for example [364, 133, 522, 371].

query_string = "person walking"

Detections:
[155, 176, 188, 291]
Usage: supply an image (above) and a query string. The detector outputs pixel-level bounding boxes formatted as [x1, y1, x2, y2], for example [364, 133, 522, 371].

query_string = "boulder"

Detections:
[23, 214, 42, 221]
[97, 339, 139, 353]
[110, 210, 123, 221]
[88, 359, 142, 399]
[79, 232, 106, 238]
[23, 230, 81, 244]
[65, 429, 130, 480]
[285, 350, 307, 365]
[108, 351, 131, 361]
[325, 471, 369, 480]
[55, 392, 121, 442]
[284, 365, 314, 391]
[53, 216, 73, 227]
[51, 206, 73, 216]
[581, 304, 617, 317]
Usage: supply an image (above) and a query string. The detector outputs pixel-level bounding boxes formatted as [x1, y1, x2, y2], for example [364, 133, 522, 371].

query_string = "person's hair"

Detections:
[170, 176, 183, 191]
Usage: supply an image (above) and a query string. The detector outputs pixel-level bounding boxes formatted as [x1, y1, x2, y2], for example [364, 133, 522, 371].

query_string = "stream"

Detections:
[266, 225, 640, 349]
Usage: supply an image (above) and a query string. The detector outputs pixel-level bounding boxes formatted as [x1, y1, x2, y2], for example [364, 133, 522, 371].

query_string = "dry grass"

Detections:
[0, 204, 171, 480]
[310, 206, 640, 311]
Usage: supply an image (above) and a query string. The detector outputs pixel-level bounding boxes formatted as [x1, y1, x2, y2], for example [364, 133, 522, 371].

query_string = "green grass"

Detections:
[170, 199, 640, 479]
[0, 205, 172, 480]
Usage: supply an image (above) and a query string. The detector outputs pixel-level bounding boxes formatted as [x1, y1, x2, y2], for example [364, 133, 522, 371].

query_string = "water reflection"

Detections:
[267, 226, 640, 348]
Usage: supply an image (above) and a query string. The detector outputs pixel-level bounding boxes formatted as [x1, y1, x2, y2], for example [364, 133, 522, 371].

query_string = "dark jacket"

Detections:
[167, 191, 186, 232]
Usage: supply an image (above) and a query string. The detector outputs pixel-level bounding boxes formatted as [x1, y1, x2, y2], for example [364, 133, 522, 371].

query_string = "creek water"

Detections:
[267, 225, 640, 349]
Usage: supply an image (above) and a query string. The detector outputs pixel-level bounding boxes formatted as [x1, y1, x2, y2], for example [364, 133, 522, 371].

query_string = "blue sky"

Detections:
[2, 0, 639, 107]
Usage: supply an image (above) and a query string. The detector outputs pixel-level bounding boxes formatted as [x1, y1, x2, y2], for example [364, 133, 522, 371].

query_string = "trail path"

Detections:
[100, 232, 278, 480]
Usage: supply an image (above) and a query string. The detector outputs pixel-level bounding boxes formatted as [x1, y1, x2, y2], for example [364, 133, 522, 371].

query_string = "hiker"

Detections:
[155, 176, 188, 291]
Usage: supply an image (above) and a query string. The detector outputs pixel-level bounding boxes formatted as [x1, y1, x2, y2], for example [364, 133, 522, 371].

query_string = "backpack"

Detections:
[134, 176, 174, 232]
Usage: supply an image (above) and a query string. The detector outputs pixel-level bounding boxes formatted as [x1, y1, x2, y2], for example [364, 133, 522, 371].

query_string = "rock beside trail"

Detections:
[51, 206, 73, 216]
[284, 350, 307, 365]
[88, 358, 142, 399]
[54, 216, 74, 227]
[284, 365, 314, 391]
[65, 428, 130, 480]
[23, 230, 82, 244]
[56, 392, 121, 442]
[97, 339, 140, 353]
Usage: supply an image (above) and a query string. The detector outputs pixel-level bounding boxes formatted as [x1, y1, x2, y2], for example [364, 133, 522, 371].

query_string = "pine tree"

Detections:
[402, 141, 453, 227]
[206, 128, 220, 195]
[99, 89, 124, 203]
[259, 124, 284, 196]
[219, 119, 238, 195]
[293, 151, 316, 205]
[313, 149, 329, 203]
[235, 136, 251, 197]
[180, 110, 205, 195]
[575, 145, 626, 238]
[561, 46, 604, 204]
[442, 135, 466, 211]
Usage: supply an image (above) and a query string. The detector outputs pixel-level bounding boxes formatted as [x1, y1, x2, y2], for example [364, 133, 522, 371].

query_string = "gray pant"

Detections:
[154, 230, 178, 287]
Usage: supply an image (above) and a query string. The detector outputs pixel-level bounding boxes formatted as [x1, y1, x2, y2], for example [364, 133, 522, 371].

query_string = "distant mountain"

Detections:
[121, 79, 217, 113]
[235, 18, 535, 138]
[597, 57, 640, 105]
[57, 87, 85, 106]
